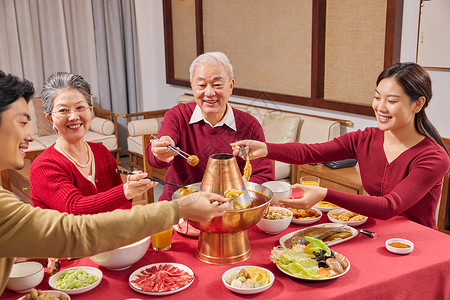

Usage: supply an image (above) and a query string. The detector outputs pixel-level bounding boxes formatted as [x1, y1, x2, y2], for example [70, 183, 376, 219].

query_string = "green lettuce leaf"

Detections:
[305, 236, 331, 256]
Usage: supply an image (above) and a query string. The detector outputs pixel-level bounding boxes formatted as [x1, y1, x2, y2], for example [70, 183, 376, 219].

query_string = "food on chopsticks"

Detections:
[224, 267, 270, 289]
[329, 210, 366, 222]
[178, 186, 198, 198]
[187, 155, 199, 167]
[388, 242, 411, 248]
[264, 206, 292, 220]
[130, 264, 193, 292]
[270, 236, 349, 279]
[290, 208, 321, 219]
[224, 188, 244, 200]
[23, 289, 68, 300]
[284, 225, 353, 248]
[54, 269, 99, 289]
[315, 201, 339, 209]
[243, 156, 252, 182]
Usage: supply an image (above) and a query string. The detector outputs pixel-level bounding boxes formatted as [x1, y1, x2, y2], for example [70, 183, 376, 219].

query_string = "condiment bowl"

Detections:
[385, 238, 414, 255]
[262, 181, 292, 206]
[90, 236, 150, 270]
[6, 261, 44, 293]
[256, 206, 293, 234]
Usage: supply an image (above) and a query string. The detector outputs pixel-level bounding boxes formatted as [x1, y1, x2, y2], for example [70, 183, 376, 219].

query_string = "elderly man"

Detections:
[0, 70, 228, 295]
[148, 52, 275, 201]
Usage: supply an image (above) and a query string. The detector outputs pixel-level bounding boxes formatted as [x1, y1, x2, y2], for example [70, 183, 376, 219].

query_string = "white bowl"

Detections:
[18, 290, 71, 300]
[222, 266, 274, 295]
[327, 208, 368, 226]
[49, 266, 102, 295]
[262, 181, 292, 205]
[90, 236, 150, 270]
[7, 261, 44, 293]
[385, 238, 414, 255]
[256, 206, 293, 234]
[290, 207, 323, 224]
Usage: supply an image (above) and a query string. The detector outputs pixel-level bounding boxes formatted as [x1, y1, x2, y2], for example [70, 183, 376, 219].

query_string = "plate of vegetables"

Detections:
[48, 266, 102, 295]
[270, 237, 350, 281]
[128, 263, 194, 296]
[222, 266, 274, 294]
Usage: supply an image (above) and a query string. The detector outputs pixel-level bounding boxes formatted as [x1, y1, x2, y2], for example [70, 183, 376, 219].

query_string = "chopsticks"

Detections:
[150, 134, 193, 162]
[115, 169, 186, 189]
[239, 145, 248, 161]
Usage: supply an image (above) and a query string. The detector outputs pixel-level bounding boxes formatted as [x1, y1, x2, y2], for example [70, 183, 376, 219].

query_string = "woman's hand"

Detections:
[123, 171, 158, 200]
[178, 192, 228, 223]
[279, 184, 327, 209]
[151, 135, 176, 163]
[230, 140, 268, 160]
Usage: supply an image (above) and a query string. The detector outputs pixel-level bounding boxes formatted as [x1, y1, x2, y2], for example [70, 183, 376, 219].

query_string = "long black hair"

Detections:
[0, 70, 35, 122]
[376, 62, 448, 154]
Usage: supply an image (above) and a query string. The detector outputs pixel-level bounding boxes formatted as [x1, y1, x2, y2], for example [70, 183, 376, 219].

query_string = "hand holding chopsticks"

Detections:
[150, 134, 199, 166]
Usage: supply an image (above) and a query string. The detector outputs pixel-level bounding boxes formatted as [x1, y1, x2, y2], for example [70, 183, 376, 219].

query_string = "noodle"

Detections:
[243, 156, 252, 182]
[178, 186, 197, 198]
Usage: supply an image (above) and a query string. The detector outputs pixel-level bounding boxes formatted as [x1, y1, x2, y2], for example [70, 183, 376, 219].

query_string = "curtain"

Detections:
[91, 0, 141, 152]
[0, 0, 140, 153]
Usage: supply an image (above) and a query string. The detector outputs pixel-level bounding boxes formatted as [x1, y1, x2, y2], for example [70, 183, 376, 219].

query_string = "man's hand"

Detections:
[151, 135, 177, 163]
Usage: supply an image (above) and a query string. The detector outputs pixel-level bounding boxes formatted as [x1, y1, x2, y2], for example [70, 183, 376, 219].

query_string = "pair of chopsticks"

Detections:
[239, 145, 249, 161]
[115, 169, 186, 189]
[150, 134, 194, 163]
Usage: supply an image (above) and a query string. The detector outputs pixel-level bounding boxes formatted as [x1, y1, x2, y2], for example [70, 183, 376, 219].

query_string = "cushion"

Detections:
[127, 119, 159, 137]
[127, 136, 144, 155]
[84, 131, 118, 151]
[262, 111, 301, 143]
[298, 116, 340, 143]
[32, 98, 55, 136]
[90, 117, 115, 135]
[177, 94, 195, 104]
[275, 161, 291, 180]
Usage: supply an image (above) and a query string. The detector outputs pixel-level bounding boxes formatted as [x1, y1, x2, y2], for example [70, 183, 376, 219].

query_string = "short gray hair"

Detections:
[189, 52, 233, 81]
[42, 72, 92, 115]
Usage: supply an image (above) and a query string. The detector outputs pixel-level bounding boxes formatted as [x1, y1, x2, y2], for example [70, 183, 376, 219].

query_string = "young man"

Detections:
[0, 70, 228, 294]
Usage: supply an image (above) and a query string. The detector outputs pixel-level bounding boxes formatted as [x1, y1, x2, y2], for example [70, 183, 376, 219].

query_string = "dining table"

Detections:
[3, 200, 450, 299]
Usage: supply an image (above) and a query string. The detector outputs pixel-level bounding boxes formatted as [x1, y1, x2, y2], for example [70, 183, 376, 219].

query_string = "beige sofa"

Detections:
[26, 97, 121, 162]
[123, 95, 346, 186]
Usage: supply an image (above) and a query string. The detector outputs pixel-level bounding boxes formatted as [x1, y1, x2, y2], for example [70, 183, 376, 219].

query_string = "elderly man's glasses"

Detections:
[52, 106, 91, 117]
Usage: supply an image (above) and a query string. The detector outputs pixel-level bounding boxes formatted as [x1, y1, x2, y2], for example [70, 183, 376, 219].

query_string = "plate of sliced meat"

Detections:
[128, 263, 194, 296]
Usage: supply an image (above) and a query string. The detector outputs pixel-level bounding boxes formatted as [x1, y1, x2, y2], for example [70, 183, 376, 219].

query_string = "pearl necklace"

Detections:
[56, 140, 92, 168]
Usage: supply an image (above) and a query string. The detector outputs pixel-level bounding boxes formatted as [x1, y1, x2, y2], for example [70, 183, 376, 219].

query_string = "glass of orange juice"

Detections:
[151, 228, 173, 251]
[300, 176, 320, 186]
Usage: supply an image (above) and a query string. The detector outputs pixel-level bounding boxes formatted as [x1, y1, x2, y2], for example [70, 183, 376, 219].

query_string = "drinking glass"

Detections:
[151, 228, 173, 251]
[300, 176, 320, 186]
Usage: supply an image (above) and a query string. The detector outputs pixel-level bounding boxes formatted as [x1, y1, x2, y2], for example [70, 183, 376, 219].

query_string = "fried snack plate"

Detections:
[276, 254, 351, 281]
[327, 208, 368, 227]
[290, 207, 323, 225]
[128, 263, 194, 296]
[279, 223, 358, 248]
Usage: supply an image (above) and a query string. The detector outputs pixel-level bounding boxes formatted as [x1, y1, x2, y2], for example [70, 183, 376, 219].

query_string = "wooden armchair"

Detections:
[438, 138, 450, 235]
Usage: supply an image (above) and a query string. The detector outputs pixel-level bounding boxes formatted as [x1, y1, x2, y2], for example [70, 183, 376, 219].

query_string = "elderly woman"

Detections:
[148, 52, 275, 201]
[233, 63, 450, 229]
[30, 72, 155, 214]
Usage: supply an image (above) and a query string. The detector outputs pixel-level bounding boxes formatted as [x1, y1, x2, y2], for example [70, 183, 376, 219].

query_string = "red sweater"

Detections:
[30, 143, 131, 214]
[267, 127, 450, 229]
[147, 102, 275, 201]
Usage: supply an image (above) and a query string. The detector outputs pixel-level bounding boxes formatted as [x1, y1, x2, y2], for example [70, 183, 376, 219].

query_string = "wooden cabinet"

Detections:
[291, 163, 366, 195]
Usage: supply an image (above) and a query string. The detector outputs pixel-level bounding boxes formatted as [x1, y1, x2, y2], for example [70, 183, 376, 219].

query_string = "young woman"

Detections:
[232, 63, 449, 229]
[30, 72, 156, 214]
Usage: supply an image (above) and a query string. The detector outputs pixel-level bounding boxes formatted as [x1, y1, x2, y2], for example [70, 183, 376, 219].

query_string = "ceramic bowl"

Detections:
[49, 266, 102, 295]
[385, 238, 414, 255]
[256, 206, 293, 234]
[262, 181, 292, 206]
[6, 261, 44, 293]
[90, 236, 150, 270]
[222, 266, 274, 295]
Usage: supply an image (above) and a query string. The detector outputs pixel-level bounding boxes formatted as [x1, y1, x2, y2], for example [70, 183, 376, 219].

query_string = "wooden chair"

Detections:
[438, 138, 450, 234]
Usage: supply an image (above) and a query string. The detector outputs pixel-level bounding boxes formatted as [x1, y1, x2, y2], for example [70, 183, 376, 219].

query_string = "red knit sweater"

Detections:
[147, 102, 275, 201]
[267, 127, 450, 229]
[30, 143, 131, 214]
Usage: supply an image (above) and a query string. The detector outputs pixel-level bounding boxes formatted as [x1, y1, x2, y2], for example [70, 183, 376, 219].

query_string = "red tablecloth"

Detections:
[3, 215, 450, 299]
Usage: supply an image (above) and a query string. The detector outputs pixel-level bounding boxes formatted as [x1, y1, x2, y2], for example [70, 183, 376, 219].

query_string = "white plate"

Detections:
[276, 254, 350, 281]
[48, 266, 102, 295]
[128, 263, 194, 296]
[222, 266, 274, 295]
[290, 208, 323, 225]
[279, 223, 358, 248]
[327, 208, 368, 227]
[173, 218, 200, 237]
[18, 290, 71, 300]
[313, 201, 340, 212]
